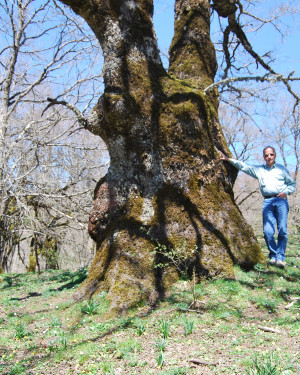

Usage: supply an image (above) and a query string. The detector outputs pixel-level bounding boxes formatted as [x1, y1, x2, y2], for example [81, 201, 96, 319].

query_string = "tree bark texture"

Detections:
[59, 0, 264, 315]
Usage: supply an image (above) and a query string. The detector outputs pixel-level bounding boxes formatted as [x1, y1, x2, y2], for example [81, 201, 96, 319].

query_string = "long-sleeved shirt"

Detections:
[228, 159, 296, 197]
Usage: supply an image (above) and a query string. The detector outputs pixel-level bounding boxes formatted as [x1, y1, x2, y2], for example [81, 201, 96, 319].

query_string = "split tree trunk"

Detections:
[59, 0, 264, 315]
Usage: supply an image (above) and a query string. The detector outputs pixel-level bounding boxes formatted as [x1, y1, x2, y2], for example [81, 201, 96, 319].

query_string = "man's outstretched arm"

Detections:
[217, 150, 259, 180]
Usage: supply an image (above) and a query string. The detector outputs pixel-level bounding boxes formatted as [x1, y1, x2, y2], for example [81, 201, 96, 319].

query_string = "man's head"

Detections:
[263, 146, 276, 168]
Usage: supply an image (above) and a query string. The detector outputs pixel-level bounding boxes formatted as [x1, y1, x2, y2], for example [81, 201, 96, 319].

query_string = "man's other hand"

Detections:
[277, 192, 287, 199]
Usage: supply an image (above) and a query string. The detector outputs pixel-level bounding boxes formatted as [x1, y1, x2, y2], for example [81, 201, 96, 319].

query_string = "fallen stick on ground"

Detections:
[189, 359, 218, 366]
[258, 326, 281, 333]
[285, 297, 300, 310]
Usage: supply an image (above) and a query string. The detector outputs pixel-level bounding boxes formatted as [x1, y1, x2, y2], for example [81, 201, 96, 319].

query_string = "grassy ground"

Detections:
[0, 234, 299, 375]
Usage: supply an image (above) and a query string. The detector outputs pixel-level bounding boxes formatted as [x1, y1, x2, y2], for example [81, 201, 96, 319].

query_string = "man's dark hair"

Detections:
[263, 146, 276, 155]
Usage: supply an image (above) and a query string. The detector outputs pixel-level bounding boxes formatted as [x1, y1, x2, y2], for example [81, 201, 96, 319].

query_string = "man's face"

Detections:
[263, 148, 276, 168]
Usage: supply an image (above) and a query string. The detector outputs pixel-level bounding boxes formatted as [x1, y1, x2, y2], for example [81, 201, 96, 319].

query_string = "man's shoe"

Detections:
[276, 260, 286, 269]
[268, 258, 276, 265]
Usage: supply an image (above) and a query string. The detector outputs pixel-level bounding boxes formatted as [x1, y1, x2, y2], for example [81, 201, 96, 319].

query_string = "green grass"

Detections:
[182, 317, 195, 336]
[247, 351, 294, 374]
[158, 318, 171, 339]
[0, 233, 299, 374]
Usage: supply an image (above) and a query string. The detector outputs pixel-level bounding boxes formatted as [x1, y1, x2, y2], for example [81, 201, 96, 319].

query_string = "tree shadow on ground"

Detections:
[50, 268, 88, 291]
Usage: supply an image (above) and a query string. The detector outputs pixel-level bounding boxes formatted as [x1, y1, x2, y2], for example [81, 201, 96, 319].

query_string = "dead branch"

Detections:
[285, 297, 300, 310]
[189, 358, 218, 366]
[258, 326, 281, 333]
[204, 75, 300, 95]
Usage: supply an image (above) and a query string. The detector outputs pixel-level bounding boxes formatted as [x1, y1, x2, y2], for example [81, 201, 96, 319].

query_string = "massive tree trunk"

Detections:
[59, 0, 264, 315]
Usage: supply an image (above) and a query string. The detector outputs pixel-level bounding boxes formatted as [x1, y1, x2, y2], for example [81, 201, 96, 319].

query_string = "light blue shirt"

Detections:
[228, 159, 296, 197]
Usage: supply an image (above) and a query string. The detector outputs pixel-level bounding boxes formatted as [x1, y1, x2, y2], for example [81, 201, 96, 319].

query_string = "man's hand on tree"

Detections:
[217, 150, 229, 161]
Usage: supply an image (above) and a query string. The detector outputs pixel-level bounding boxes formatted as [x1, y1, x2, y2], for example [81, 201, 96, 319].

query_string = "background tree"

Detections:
[274, 105, 299, 232]
[0, 0, 108, 272]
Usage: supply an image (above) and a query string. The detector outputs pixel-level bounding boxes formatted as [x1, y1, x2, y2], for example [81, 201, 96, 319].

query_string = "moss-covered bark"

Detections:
[59, 0, 264, 316]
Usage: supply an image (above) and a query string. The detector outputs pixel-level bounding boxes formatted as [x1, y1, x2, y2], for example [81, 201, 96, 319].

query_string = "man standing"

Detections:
[219, 146, 296, 268]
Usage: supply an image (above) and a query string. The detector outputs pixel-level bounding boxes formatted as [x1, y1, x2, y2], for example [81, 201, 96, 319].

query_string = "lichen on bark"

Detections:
[59, 0, 264, 316]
